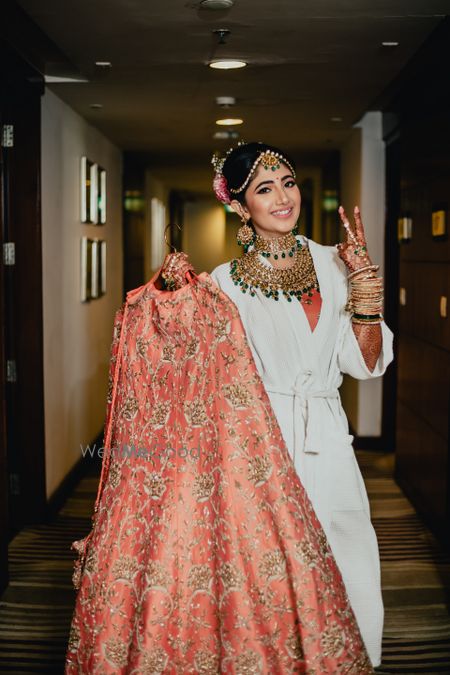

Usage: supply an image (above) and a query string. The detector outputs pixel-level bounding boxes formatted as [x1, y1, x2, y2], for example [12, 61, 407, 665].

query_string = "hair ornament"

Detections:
[213, 173, 231, 205]
[230, 150, 296, 194]
[211, 143, 296, 203]
[211, 141, 246, 204]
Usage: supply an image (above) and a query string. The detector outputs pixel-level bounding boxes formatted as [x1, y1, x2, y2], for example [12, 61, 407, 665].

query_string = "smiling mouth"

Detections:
[271, 207, 293, 217]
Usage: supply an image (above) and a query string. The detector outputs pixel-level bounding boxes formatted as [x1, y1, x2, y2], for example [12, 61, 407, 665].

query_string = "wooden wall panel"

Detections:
[385, 18, 450, 547]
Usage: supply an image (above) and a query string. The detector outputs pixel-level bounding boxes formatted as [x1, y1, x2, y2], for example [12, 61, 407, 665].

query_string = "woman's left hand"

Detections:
[336, 205, 373, 273]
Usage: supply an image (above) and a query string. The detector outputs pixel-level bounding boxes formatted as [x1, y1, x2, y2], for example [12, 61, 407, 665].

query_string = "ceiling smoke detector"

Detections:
[216, 96, 236, 107]
[200, 0, 234, 9]
[213, 130, 239, 140]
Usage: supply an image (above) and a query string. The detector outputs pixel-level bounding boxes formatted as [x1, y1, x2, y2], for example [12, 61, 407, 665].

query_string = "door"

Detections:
[0, 41, 46, 593]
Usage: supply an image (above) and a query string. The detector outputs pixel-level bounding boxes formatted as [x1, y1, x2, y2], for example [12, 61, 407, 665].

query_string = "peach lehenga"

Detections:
[65, 254, 373, 674]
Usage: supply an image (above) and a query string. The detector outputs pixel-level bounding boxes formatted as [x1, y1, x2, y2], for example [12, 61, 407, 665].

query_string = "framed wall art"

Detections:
[398, 215, 413, 242]
[91, 238, 99, 298]
[81, 157, 107, 224]
[98, 166, 106, 224]
[100, 240, 107, 294]
[81, 237, 106, 302]
[432, 204, 447, 239]
[81, 236, 91, 302]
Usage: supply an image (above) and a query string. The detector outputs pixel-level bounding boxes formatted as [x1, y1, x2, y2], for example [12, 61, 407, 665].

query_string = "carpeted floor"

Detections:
[0, 451, 449, 673]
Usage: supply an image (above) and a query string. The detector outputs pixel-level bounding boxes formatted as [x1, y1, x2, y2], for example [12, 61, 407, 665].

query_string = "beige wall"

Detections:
[340, 112, 386, 436]
[183, 199, 228, 273]
[41, 89, 123, 500]
[339, 127, 362, 431]
[144, 172, 170, 279]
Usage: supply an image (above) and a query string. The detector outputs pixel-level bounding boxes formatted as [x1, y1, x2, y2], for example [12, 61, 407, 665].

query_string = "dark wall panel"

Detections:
[385, 17, 450, 546]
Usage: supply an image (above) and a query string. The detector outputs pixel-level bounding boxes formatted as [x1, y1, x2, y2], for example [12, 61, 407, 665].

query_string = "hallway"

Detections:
[2, 1, 450, 672]
[0, 451, 448, 674]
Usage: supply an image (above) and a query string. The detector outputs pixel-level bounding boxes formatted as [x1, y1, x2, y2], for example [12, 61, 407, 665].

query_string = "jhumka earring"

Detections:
[236, 216, 254, 247]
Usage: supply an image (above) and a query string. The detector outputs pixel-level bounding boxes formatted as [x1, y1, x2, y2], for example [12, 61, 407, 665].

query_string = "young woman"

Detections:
[210, 141, 394, 668]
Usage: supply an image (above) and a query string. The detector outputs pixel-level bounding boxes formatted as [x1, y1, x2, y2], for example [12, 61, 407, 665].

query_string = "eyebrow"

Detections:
[253, 174, 293, 191]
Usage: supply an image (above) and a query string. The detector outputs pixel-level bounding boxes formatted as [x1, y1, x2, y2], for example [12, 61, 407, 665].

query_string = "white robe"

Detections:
[210, 235, 394, 668]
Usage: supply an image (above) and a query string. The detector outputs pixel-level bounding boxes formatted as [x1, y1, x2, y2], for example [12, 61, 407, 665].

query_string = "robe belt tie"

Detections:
[264, 385, 340, 456]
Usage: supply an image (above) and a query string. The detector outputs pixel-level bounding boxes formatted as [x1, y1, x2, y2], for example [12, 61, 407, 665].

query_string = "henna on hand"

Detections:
[336, 205, 373, 273]
[352, 322, 382, 372]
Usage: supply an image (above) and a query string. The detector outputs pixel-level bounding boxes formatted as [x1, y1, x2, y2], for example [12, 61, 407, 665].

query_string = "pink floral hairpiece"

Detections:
[213, 173, 231, 205]
[211, 141, 246, 205]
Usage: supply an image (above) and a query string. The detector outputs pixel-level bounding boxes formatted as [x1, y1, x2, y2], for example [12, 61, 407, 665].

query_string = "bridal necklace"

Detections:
[230, 230, 320, 303]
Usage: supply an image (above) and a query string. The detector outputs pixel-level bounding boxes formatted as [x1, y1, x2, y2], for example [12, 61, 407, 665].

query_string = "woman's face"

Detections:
[232, 161, 301, 238]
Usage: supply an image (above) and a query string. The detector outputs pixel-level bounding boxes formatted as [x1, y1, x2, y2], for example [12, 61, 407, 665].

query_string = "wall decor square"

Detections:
[81, 236, 106, 302]
[81, 157, 106, 224]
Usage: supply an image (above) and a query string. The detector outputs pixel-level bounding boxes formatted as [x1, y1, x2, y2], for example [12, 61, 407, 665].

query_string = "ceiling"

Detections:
[11, 0, 450, 192]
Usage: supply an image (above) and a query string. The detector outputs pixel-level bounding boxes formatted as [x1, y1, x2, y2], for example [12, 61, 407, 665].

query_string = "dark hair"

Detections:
[222, 141, 296, 203]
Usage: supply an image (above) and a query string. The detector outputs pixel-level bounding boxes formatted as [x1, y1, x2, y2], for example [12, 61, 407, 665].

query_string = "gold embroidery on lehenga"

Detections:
[108, 461, 121, 489]
[218, 562, 245, 590]
[258, 549, 287, 580]
[122, 394, 139, 420]
[143, 472, 167, 500]
[234, 649, 263, 674]
[192, 473, 215, 502]
[162, 343, 176, 362]
[149, 400, 171, 427]
[285, 629, 305, 660]
[222, 382, 254, 408]
[146, 560, 170, 588]
[104, 637, 129, 667]
[194, 649, 220, 674]
[188, 564, 213, 591]
[294, 539, 318, 568]
[184, 398, 208, 426]
[84, 546, 98, 574]
[142, 647, 169, 673]
[320, 624, 346, 657]
[67, 624, 80, 652]
[136, 336, 150, 358]
[112, 554, 139, 581]
[247, 454, 273, 486]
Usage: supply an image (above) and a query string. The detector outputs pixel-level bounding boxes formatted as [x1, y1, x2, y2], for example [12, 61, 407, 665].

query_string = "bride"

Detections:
[210, 141, 394, 668]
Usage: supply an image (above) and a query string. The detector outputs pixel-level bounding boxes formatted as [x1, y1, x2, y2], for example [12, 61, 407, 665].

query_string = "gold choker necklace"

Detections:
[230, 240, 320, 303]
[252, 231, 300, 260]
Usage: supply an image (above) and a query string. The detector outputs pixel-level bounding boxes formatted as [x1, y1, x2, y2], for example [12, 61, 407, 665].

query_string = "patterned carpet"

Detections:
[0, 451, 449, 673]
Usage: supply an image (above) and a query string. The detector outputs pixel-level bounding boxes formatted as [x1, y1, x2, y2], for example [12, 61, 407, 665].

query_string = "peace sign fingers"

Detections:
[353, 205, 367, 246]
[336, 204, 373, 271]
[338, 205, 358, 245]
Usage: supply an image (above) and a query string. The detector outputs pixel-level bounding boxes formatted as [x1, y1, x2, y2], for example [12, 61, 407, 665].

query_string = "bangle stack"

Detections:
[346, 265, 384, 325]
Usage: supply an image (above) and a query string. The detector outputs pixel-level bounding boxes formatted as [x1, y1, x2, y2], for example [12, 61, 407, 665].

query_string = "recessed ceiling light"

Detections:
[216, 118, 243, 126]
[90, 103, 103, 109]
[95, 61, 112, 67]
[201, 0, 234, 9]
[382, 41, 399, 47]
[331, 117, 342, 122]
[209, 60, 247, 70]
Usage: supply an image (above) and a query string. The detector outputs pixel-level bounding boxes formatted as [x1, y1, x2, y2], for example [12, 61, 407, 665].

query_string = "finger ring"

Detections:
[354, 246, 367, 256]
